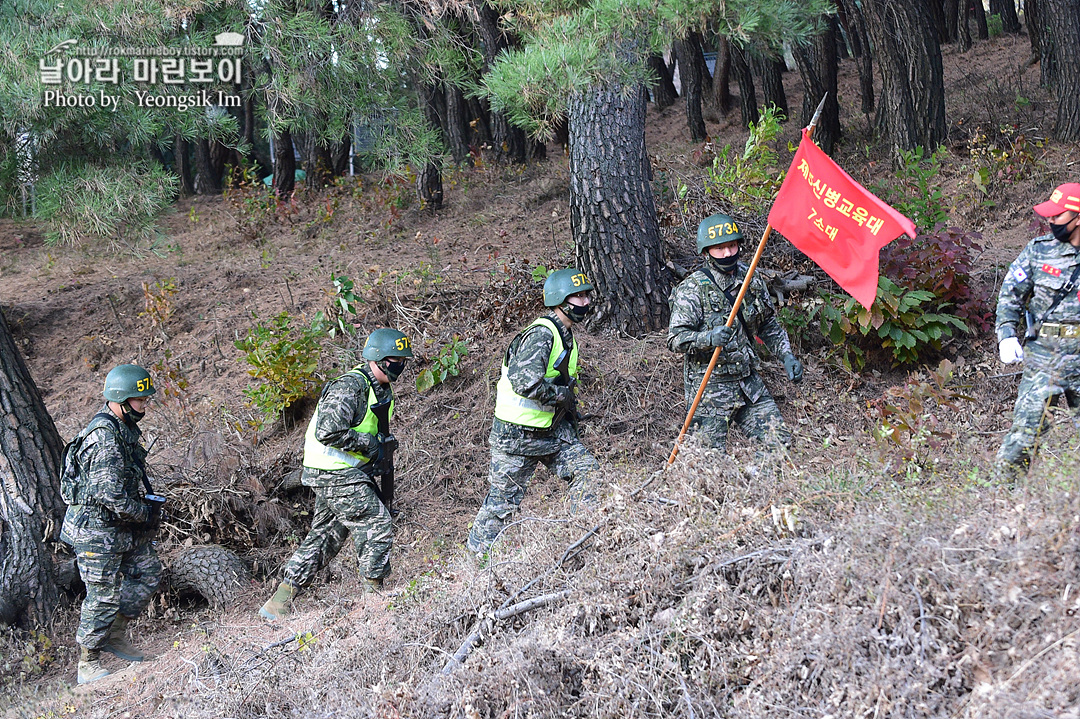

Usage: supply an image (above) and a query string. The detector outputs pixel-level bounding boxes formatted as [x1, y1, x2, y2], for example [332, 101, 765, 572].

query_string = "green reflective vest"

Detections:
[494, 317, 578, 429]
[303, 368, 393, 470]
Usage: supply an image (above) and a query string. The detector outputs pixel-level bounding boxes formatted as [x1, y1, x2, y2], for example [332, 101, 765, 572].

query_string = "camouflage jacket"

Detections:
[61, 405, 153, 549]
[667, 263, 793, 380]
[490, 312, 579, 456]
[302, 364, 392, 488]
[996, 234, 1080, 342]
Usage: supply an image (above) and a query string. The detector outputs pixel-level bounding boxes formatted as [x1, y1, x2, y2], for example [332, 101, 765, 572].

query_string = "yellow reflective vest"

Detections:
[302, 368, 393, 470]
[494, 317, 578, 429]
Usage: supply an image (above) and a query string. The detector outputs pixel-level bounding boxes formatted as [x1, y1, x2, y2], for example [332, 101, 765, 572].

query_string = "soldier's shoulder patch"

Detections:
[1040, 263, 1062, 277]
[1011, 265, 1028, 283]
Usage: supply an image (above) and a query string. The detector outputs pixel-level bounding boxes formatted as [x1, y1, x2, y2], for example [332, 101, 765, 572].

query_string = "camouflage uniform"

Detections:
[467, 313, 600, 554]
[61, 406, 162, 651]
[281, 366, 394, 585]
[667, 262, 794, 449]
[995, 233, 1080, 474]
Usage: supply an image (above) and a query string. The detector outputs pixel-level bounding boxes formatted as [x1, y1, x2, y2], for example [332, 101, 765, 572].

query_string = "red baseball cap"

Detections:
[1033, 183, 1080, 217]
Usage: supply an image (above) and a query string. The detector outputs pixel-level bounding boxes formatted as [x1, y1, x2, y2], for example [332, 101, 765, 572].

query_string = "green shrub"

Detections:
[312, 273, 362, 338]
[819, 277, 969, 370]
[234, 312, 322, 427]
[701, 105, 786, 216]
[888, 145, 949, 231]
[36, 162, 177, 247]
[987, 13, 1003, 37]
[416, 336, 469, 393]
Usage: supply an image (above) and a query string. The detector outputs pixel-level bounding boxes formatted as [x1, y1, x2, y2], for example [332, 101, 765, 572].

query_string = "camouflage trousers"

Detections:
[686, 376, 790, 450]
[467, 440, 599, 555]
[996, 350, 1080, 476]
[282, 481, 392, 587]
[74, 533, 162, 650]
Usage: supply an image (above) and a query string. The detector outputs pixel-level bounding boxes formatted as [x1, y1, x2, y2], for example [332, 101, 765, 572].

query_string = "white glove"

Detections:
[998, 337, 1024, 364]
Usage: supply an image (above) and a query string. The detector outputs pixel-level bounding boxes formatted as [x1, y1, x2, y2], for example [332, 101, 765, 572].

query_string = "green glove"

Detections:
[783, 354, 804, 383]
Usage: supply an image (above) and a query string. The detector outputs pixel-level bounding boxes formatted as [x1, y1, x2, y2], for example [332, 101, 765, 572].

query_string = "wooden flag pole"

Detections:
[667, 94, 828, 466]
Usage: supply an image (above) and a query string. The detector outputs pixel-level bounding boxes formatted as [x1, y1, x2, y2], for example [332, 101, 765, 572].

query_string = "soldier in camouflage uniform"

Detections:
[259, 328, 412, 620]
[995, 183, 1080, 478]
[466, 268, 601, 556]
[667, 213, 804, 450]
[60, 364, 163, 685]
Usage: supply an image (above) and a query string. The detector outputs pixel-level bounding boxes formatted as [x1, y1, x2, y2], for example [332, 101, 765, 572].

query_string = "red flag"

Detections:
[767, 129, 916, 309]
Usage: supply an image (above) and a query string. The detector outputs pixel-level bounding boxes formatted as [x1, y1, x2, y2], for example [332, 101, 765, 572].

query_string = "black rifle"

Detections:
[368, 398, 398, 517]
[551, 349, 578, 433]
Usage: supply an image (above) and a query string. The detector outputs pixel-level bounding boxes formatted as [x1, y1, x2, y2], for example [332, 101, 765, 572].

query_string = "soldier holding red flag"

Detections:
[994, 183, 1080, 479]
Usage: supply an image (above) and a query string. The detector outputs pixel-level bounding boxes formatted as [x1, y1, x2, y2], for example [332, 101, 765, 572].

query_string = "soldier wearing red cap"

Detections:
[995, 183, 1080, 479]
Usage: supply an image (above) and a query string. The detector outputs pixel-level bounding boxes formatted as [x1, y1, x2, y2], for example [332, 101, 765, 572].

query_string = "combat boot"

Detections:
[77, 646, 111, 685]
[259, 581, 296, 621]
[362, 577, 383, 593]
[102, 614, 145, 662]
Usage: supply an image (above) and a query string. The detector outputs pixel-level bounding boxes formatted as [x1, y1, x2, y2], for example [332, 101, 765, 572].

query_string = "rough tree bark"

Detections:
[989, 0, 1021, 34]
[675, 34, 708, 141]
[193, 139, 221, 194]
[944, 0, 960, 42]
[474, 3, 535, 163]
[957, 0, 973, 51]
[305, 134, 335, 191]
[174, 135, 194, 197]
[646, 54, 678, 110]
[793, 16, 841, 154]
[754, 54, 789, 119]
[416, 162, 444, 211]
[272, 129, 296, 199]
[444, 86, 472, 164]
[838, 0, 875, 118]
[1046, 0, 1080, 140]
[567, 85, 672, 334]
[0, 308, 64, 627]
[730, 43, 759, 128]
[973, 0, 988, 40]
[861, 0, 947, 153]
[1027, 0, 1043, 65]
[711, 38, 733, 115]
[1032, 0, 1057, 88]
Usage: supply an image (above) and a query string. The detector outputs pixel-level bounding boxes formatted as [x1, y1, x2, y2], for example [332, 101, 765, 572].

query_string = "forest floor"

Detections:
[1, 31, 1079, 719]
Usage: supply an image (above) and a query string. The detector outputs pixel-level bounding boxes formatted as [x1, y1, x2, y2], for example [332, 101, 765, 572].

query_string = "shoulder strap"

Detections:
[699, 264, 752, 339]
[1036, 261, 1080, 326]
[504, 317, 559, 366]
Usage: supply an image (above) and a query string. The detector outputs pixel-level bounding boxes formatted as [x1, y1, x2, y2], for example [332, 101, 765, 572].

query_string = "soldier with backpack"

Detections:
[59, 364, 164, 685]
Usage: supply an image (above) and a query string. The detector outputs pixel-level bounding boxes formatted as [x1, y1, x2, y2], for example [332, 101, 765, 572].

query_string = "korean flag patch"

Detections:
[1011, 265, 1028, 283]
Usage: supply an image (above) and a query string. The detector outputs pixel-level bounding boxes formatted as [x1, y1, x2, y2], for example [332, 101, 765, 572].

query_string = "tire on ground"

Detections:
[166, 544, 250, 608]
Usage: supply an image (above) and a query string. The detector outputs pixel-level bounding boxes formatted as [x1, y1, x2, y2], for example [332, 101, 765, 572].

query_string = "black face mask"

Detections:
[379, 359, 406, 382]
[709, 251, 739, 275]
[1050, 221, 1074, 243]
[121, 401, 145, 424]
[562, 302, 592, 323]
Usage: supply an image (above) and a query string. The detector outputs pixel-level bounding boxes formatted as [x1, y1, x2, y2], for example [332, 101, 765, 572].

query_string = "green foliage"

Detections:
[987, 13, 1003, 38]
[312, 273, 362, 339]
[36, 162, 177, 247]
[870, 359, 973, 478]
[531, 264, 553, 282]
[234, 312, 322, 428]
[819, 278, 969, 370]
[888, 145, 949, 231]
[702, 105, 786, 215]
[967, 123, 1046, 200]
[416, 336, 469, 393]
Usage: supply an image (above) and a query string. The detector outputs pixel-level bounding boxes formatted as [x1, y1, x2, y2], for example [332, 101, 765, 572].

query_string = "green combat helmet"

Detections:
[361, 328, 414, 360]
[696, 213, 743, 253]
[543, 268, 593, 307]
[103, 364, 156, 402]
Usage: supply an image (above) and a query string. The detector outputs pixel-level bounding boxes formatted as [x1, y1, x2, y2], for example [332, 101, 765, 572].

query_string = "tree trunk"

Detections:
[1047, 0, 1080, 140]
[755, 54, 789, 119]
[957, 0, 973, 51]
[862, 0, 947, 153]
[0, 308, 64, 627]
[273, 129, 296, 199]
[989, 0, 1021, 33]
[174, 135, 194, 197]
[944, 0, 960, 42]
[793, 16, 841, 154]
[474, 2, 536, 164]
[193, 139, 219, 194]
[712, 38, 733, 115]
[1033, 0, 1057, 88]
[926, 0, 948, 42]
[1027, 0, 1043, 64]
[675, 35, 708, 141]
[306, 137, 335, 191]
[567, 85, 672, 335]
[416, 161, 443, 211]
[693, 31, 713, 96]
[839, 0, 875, 118]
[332, 135, 351, 177]
[210, 140, 229, 188]
[973, 0, 989, 40]
[730, 43, 759, 128]
[646, 54, 678, 110]
[444, 86, 472, 164]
